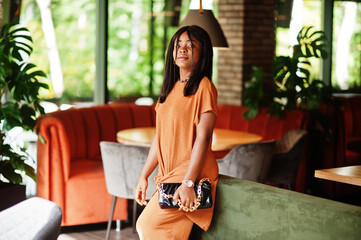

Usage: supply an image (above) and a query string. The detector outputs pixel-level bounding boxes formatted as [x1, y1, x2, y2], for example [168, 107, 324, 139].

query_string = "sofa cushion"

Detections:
[65, 159, 127, 225]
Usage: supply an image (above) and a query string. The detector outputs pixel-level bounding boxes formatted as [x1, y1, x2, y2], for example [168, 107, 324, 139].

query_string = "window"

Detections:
[107, 0, 172, 102]
[107, 0, 196, 102]
[20, 0, 221, 105]
[20, 0, 96, 105]
[275, 0, 361, 91]
[332, 1, 361, 90]
[275, 0, 322, 81]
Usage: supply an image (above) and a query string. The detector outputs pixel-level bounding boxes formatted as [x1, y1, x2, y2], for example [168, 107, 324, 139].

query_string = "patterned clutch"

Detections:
[157, 178, 212, 212]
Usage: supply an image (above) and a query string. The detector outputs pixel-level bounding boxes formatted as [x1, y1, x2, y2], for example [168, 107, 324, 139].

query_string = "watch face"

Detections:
[183, 180, 194, 187]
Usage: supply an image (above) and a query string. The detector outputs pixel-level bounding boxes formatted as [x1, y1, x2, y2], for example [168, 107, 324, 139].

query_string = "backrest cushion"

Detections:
[216, 105, 307, 141]
[343, 98, 353, 138]
[339, 96, 361, 138]
[47, 103, 155, 161]
[348, 96, 361, 137]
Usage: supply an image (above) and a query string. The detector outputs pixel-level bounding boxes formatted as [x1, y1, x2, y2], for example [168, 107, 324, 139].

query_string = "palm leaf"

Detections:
[1, 22, 48, 184]
[0, 160, 23, 184]
[28, 70, 47, 79]
[24, 163, 36, 181]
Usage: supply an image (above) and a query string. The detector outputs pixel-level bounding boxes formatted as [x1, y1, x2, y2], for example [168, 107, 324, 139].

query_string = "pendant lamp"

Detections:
[179, 0, 228, 48]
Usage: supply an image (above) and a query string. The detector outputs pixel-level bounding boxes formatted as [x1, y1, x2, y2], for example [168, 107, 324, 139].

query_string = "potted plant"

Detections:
[0, 22, 48, 209]
[243, 26, 342, 138]
[242, 26, 344, 195]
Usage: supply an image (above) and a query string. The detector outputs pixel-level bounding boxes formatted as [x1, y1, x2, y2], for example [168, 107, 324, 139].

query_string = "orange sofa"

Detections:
[36, 104, 156, 226]
[36, 103, 307, 226]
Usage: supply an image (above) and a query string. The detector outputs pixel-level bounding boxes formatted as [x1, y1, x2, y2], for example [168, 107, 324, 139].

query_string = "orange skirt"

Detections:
[136, 193, 194, 240]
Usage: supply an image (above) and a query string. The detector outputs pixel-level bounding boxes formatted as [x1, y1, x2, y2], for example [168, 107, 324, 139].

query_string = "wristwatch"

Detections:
[182, 180, 194, 188]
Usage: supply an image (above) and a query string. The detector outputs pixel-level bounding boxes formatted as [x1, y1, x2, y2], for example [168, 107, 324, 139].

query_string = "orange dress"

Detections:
[137, 77, 218, 239]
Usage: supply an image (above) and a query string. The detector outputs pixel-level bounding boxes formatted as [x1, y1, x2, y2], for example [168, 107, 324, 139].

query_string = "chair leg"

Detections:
[116, 219, 122, 232]
[132, 200, 137, 233]
[106, 196, 117, 240]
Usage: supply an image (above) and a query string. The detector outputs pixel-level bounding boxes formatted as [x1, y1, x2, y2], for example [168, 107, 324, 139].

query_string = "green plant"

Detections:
[272, 26, 329, 110]
[0, 22, 48, 184]
[242, 26, 342, 140]
[242, 66, 265, 120]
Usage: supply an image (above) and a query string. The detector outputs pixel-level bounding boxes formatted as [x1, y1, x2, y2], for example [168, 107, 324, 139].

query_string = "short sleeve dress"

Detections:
[154, 76, 218, 231]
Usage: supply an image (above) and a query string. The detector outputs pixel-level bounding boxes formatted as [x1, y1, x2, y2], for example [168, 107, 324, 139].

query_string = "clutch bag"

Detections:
[157, 178, 212, 212]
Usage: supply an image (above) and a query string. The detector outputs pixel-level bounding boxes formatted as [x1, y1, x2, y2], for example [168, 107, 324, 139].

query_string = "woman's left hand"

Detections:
[173, 183, 197, 211]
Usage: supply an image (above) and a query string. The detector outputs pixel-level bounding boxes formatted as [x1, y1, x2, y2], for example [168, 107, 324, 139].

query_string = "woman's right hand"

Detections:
[135, 177, 148, 206]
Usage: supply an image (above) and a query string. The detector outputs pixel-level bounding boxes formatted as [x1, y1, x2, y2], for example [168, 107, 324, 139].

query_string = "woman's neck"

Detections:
[179, 69, 191, 82]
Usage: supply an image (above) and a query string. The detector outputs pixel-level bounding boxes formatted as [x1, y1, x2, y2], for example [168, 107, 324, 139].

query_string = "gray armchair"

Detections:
[100, 141, 157, 239]
[265, 130, 308, 190]
[217, 141, 276, 183]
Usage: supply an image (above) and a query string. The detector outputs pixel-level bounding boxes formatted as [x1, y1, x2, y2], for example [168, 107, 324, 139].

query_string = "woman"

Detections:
[135, 25, 218, 240]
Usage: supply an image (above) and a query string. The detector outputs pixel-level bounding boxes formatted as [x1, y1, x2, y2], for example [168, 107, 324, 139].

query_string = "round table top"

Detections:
[117, 127, 262, 151]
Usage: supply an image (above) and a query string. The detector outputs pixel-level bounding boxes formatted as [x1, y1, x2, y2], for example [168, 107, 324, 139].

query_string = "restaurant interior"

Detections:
[0, 0, 361, 239]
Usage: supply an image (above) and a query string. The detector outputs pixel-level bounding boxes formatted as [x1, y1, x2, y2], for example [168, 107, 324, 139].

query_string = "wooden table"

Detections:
[117, 127, 262, 151]
[314, 165, 361, 187]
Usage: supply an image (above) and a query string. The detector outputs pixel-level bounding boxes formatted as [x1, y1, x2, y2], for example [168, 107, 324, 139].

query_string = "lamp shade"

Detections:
[180, 10, 229, 48]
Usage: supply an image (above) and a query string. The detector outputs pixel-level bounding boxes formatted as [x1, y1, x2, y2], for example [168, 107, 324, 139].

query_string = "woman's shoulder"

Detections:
[198, 76, 217, 93]
[199, 76, 215, 89]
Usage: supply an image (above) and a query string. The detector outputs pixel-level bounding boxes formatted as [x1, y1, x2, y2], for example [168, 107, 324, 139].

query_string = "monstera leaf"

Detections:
[0, 22, 33, 61]
[296, 26, 328, 59]
[271, 26, 329, 111]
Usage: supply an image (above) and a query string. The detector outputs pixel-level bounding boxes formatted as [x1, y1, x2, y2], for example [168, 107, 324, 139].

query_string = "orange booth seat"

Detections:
[215, 106, 307, 141]
[339, 95, 361, 166]
[36, 103, 307, 226]
[215, 105, 308, 192]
